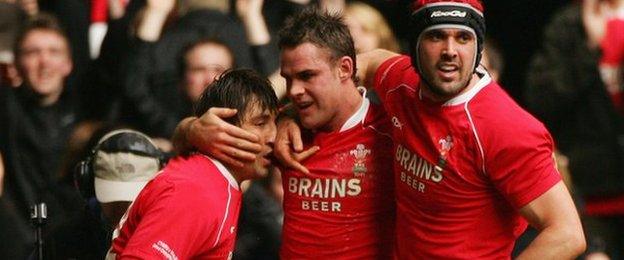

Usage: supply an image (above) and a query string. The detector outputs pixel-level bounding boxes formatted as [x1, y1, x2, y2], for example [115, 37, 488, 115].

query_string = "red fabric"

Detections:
[280, 102, 396, 259]
[585, 195, 624, 215]
[91, 0, 108, 22]
[599, 17, 624, 115]
[600, 18, 624, 65]
[109, 154, 242, 259]
[374, 55, 561, 259]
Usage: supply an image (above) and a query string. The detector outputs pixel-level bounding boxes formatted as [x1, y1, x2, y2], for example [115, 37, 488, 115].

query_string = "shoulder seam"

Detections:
[367, 125, 393, 141]
[378, 56, 406, 88]
[464, 101, 486, 175]
[213, 184, 233, 247]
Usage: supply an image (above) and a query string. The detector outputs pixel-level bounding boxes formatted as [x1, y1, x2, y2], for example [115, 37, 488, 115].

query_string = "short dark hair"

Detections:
[278, 8, 357, 82]
[194, 69, 278, 126]
[14, 12, 70, 58]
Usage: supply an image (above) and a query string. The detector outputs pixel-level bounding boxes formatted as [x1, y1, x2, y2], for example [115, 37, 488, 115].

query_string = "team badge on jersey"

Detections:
[350, 144, 371, 177]
[435, 135, 454, 172]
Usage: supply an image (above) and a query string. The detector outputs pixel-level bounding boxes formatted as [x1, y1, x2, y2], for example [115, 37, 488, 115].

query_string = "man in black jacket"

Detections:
[0, 13, 83, 259]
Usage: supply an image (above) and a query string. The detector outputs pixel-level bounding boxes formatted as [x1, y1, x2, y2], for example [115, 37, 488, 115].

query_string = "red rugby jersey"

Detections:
[280, 96, 396, 259]
[108, 154, 242, 259]
[374, 56, 561, 259]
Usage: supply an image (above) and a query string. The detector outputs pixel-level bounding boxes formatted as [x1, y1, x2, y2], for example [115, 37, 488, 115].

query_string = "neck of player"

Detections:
[421, 73, 480, 103]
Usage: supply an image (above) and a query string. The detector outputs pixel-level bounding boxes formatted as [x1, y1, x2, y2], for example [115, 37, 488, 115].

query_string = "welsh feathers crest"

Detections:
[350, 144, 371, 176]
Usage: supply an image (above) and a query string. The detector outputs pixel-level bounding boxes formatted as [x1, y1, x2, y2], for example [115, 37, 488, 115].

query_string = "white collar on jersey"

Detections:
[441, 66, 491, 106]
[203, 155, 240, 190]
[339, 86, 370, 132]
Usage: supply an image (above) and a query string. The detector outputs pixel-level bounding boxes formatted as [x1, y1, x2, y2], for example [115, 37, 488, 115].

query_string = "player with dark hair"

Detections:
[348, 0, 585, 258]
[275, 9, 395, 259]
[173, 8, 395, 259]
[107, 69, 278, 259]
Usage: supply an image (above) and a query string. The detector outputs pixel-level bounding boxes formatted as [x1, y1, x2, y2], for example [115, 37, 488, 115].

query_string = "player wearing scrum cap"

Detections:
[346, 0, 585, 258]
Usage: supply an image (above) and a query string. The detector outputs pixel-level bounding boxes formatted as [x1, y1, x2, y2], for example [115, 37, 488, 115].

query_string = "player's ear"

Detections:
[337, 56, 354, 82]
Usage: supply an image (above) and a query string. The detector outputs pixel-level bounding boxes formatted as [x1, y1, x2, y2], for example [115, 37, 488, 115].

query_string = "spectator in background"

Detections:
[482, 38, 504, 82]
[343, 1, 401, 53]
[179, 38, 235, 116]
[11, 0, 92, 99]
[0, 13, 83, 259]
[116, 0, 282, 139]
[41, 129, 164, 259]
[526, 0, 624, 258]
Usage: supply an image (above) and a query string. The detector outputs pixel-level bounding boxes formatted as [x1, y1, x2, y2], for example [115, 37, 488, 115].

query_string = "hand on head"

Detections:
[189, 107, 263, 168]
[187, 108, 319, 173]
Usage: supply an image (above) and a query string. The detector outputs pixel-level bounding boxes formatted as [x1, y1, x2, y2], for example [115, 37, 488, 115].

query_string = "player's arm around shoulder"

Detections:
[516, 181, 586, 259]
[356, 49, 400, 88]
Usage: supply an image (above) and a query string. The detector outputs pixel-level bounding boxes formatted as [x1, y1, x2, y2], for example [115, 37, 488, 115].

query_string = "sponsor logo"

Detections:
[288, 177, 362, 212]
[350, 144, 371, 176]
[430, 10, 467, 18]
[395, 144, 443, 193]
[288, 177, 362, 198]
[395, 144, 443, 182]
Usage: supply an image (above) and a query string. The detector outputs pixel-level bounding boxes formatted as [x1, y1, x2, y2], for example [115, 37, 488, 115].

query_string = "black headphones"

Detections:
[74, 129, 167, 200]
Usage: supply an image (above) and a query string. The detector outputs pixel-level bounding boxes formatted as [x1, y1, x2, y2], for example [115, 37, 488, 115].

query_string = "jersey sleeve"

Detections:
[485, 123, 562, 210]
[372, 55, 411, 104]
[118, 180, 217, 259]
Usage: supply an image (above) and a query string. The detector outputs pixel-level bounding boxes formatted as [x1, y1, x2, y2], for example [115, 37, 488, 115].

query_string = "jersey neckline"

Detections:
[339, 87, 370, 132]
[203, 155, 240, 190]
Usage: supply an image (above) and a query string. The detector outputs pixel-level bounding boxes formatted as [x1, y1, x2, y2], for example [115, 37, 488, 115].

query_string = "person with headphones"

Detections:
[39, 129, 164, 260]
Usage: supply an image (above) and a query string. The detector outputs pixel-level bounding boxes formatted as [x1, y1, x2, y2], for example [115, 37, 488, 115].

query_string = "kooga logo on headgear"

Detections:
[430, 10, 467, 18]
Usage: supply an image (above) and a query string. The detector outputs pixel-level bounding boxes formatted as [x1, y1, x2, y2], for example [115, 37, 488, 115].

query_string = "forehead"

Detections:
[423, 25, 475, 35]
[240, 99, 275, 121]
[280, 42, 333, 73]
[21, 29, 69, 49]
[186, 43, 233, 63]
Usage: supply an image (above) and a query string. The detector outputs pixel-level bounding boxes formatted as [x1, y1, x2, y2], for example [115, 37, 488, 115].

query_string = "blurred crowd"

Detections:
[0, 0, 623, 259]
